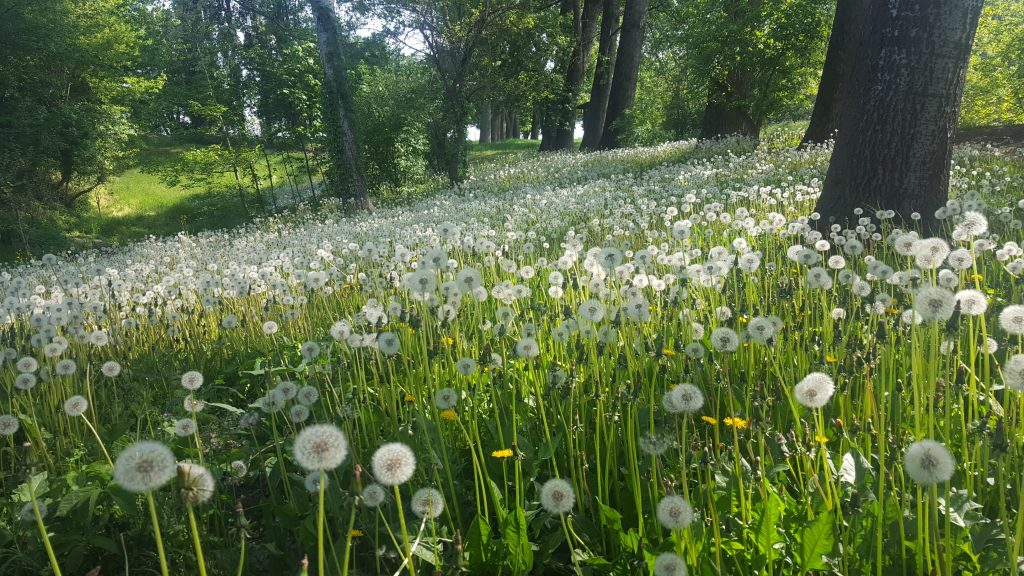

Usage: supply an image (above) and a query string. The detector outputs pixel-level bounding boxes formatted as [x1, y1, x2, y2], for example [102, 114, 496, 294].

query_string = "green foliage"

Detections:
[354, 59, 438, 196]
[0, 0, 156, 259]
[961, 0, 1024, 126]
[643, 0, 831, 137]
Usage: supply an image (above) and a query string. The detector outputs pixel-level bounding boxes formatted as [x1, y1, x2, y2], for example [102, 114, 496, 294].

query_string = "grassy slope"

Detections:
[0, 139, 542, 264]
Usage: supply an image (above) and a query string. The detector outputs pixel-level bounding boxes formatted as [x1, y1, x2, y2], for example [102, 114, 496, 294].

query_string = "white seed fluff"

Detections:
[794, 372, 835, 409]
[904, 439, 955, 485]
[371, 442, 417, 486]
[292, 424, 348, 471]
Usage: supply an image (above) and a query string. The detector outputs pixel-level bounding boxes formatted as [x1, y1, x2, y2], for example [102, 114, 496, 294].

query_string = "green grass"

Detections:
[0, 140, 546, 264]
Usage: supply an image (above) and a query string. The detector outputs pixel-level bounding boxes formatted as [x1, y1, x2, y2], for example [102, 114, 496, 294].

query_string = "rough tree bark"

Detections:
[598, 0, 649, 150]
[581, 0, 620, 151]
[479, 101, 491, 144]
[550, 0, 602, 150]
[814, 0, 984, 231]
[309, 0, 371, 211]
[800, 0, 869, 147]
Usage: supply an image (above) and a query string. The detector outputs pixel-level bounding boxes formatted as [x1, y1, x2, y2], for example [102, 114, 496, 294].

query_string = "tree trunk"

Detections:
[479, 101, 491, 144]
[699, 74, 761, 141]
[800, 0, 869, 147]
[529, 103, 541, 139]
[814, 0, 984, 231]
[548, 0, 602, 150]
[581, 0, 620, 151]
[491, 107, 502, 142]
[309, 0, 372, 211]
[598, 0, 649, 150]
[511, 112, 520, 139]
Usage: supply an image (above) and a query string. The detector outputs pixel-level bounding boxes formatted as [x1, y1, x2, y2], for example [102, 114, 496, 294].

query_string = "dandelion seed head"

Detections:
[181, 371, 204, 390]
[371, 442, 416, 486]
[0, 414, 20, 436]
[177, 462, 215, 505]
[654, 552, 688, 576]
[794, 372, 835, 409]
[114, 441, 177, 493]
[540, 478, 575, 515]
[904, 439, 955, 485]
[656, 495, 695, 530]
[293, 424, 348, 471]
[362, 483, 387, 508]
[411, 487, 445, 519]
[63, 395, 88, 417]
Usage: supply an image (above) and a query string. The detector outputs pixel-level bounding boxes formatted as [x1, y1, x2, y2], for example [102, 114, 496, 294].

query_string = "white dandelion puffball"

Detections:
[434, 387, 458, 409]
[16, 357, 38, 373]
[794, 372, 835, 409]
[101, 361, 122, 377]
[540, 478, 575, 515]
[654, 552, 688, 576]
[914, 287, 956, 322]
[411, 487, 445, 519]
[231, 460, 248, 477]
[904, 439, 955, 485]
[515, 336, 540, 359]
[183, 396, 206, 414]
[54, 359, 77, 376]
[371, 442, 417, 486]
[289, 404, 310, 423]
[63, 395, 89, 417]
[0, 414, 20, 436]
[114, 441, 177, 493]
[669, 384, 704, 414]
[297, 386, 320, 406]
[305, 470, 327, 493]
[999, 305, 1024, 335]
[362, 483, 387, 508]
[262, 320, 279, 335]
[177, 462, 215, 506]
[954, 290, 987, 316]
[293, 424, 348, 471]
[174, 418, 197, 437]
[657, 495, 695, 530]
[710, 327, 739, 352]
[1004, 354, 1024, 391]
[181, 371, 204, 390]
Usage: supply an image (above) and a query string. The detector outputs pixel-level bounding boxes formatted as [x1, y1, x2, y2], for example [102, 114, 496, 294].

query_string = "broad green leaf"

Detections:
[501, 504, 533, 574]
[754, 488, 783, 564]
[798, 513, 834, 572]
[464, 514, 494, 569]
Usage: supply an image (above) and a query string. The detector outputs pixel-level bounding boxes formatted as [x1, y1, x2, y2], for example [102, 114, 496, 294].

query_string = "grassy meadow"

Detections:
[2, 137, 1024, 575]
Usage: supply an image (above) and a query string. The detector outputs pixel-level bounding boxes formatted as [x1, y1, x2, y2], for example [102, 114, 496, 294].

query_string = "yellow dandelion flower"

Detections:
[970, 273, 984, 282]
[723, 416, 749, 430]
[662, 348, 677, 357]
[701, 416, 718, 425]
[440, 409, 458, 421]
[442, 337, 454, 346]
[350, 529, 364, 537]
[826, 354, 838, 363]
[491, 448, 514, 459]
[885, 307, 899, 315]
[815, 435, 829, 444]
[404, 394, 416, 403]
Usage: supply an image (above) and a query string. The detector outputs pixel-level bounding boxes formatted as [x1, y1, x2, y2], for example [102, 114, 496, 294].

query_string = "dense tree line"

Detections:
[1, 0, 1021, 253]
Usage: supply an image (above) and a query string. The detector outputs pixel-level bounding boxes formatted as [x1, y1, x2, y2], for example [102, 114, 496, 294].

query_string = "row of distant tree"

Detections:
[0, 0, 1021, 240]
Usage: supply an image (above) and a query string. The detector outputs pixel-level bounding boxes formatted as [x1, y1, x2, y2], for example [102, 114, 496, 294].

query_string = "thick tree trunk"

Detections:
[491, 107, 502, 142]
[529, 103, 541, 139]
[549, 0, 602, 150]
[699, 74, 760, 141]
[814, 0, 984, 231]
[581, 0, 620, 151]
[598, 0, 649, 150]
[309, 0, 371, 211]
[800, 0, 869, 147]
[479, 101, 491, 144]
[511, 112, 520, 139]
